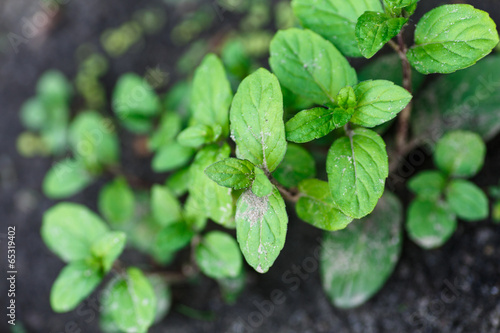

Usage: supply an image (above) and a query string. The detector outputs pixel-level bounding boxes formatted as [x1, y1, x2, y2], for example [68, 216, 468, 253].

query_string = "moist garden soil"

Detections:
[1, 0, 500, 332]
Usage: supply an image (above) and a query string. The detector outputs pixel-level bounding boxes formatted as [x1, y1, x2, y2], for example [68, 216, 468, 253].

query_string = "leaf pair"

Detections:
[41, 203, 126, 313]
[406, 131, 488, 249]
[285, 80, 412, 143]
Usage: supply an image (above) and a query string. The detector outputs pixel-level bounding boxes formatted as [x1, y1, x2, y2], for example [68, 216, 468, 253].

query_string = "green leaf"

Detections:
[291, 0, 383, 57]
[251, 167, 273, 198]
[190, 54, 233, 137]
[230, 68, 287, 173]
[205, 158, 255, 190]
[112, 73, 160, 118]
[195, 231, 243, 279]
[408, 170, 447, 199]
[355, 12, 407, 59]
[148, 112, 182, 152]
[358, 54, 425, 92]
[326, 128, 388, 219]
[98, 178, 135, 226]
[285, 107, 352, 143]
[269, 28, 357, 105]
[272, 144, 316, 188]
[177, 124, 222, 148]
[383, 0, 419, 16]
[350, 80, 412, 128]
[321, 192, 402, 308]
[407, 4, 499, 74]
[107, 268, 156, 333]
[91, 231, 127, 273]
[152, 142, 194, 173]
[20, 97, 47, 131]
[42, 203, 109, 262]
[446, 179, 488, 221]
[412, 55, 500, 140]
[235, 187, 288, 273]
[406, 199, 457, 249]
[434, 130, 486, 177]
[50, 261, 102, 313]
[154, 221, 194, 254]
[148, 276, 172, 324]
[43, 158, 94, 199]
[296, 179, 352, 231]
[336, 86, 357, 110]
[151, 185, 182, 227]
[166, 167, 191, 197]
[69, 111, 120, 168]
[189, 144, 235, 227]
[37, 70, 72, 104]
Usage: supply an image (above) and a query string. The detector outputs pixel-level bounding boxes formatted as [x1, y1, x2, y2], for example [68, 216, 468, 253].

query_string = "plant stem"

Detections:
[394, 33, 414, 154]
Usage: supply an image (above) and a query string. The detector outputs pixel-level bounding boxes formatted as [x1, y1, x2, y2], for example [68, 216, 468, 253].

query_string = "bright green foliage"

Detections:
[188, 144, 234, 227]
[383, 0, 419, 16]
[190, 54, 233, 137]
[296, 179, 352, 231]
[177, 124, 222, 148]
[36, 70, 72, 104]
[98, 178, 135, 226]
[205, 158, 256, 190]
[152, 143, 194, 172]
[148, 112, 182, 152]
[20, 98, 47, 131]
[151, 185, 182, 226]
[406, 199, 456, 249]
[91, 232, 127, 273]
[408, 170, 447, 200]
[154, 221, 194, 254]
[407, 4, 499, 74]
[195, 231, 243, 279]
[269, 28, 357, 105]
[235, 188, 287, 273]
[292, 0, 383, 57]
[112, 73, 160, 133]
[321, 192, 402, 308]
[106, 268, 156, 333]
[272, 144, 316, 188]
[327, 128, 388, 219]
[251, 167, 273, 198]
[336, 86, 357, 110]
[355, 12, 407, 59]
[69, 111, 119, 168]
[42, 203, 109, 262]
[50, 260, 102, 313]
[166, 167, 191, 197]
[350, 80, 412, 128]
[230, 68, 287, 172]
[434, 131, 486, 177]
[413, 56, 500, 140]
[446, 179, 488, 221]
[285, 107, 353, 143]
[43, 158, 94, 199]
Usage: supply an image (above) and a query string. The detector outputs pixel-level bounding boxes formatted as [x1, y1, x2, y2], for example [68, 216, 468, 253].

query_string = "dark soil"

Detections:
[1, 0, 500, 332]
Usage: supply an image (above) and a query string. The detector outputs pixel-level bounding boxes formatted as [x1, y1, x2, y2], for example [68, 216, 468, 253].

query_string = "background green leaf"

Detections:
[327, 128, 388, 218]
[98, 178, 135, 226]
[407, 4, 499, 74]
[205, 158, 256, 190]
[43, 158, 94, 199]
[269, 28, 357, 105]
[91, 231, 126, 273]
[434, 130, 486, 177]
[446, 179, 488, 221]
[235, 188, 288, 273]
[196, 231, 243, 279]
[406, 199, 456, 249]
[292, 0, 383, 57]
[321, 192, 402, 308]
[408, 170, 446, 200]
[230, 68, 287, 173]
[151, 185, 182, 227]
[152, 142, 194, 173]
[272, 144, 316, 188]
[296, 179, 352, 231]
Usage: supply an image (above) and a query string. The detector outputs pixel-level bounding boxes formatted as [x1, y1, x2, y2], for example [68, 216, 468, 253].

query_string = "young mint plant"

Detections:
[406, 131, 488, 249]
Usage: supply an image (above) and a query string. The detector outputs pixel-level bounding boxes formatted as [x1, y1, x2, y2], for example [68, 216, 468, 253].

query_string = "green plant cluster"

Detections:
[19, 0, 500, 331]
